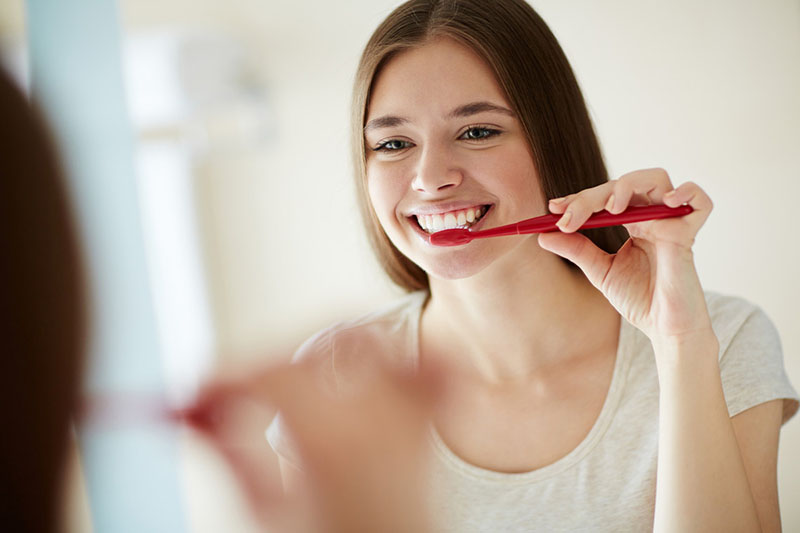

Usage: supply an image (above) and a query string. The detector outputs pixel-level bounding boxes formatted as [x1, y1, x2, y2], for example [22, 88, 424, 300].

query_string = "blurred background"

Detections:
[1, 0, 798, 531]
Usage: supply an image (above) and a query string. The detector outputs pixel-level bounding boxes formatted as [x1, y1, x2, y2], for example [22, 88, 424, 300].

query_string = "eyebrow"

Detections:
[363, 101, 515, 133]
[448, 101, 515, 119]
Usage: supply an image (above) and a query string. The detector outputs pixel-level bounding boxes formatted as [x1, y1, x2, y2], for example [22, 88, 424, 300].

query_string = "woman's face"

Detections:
[365, 37, 547, 280]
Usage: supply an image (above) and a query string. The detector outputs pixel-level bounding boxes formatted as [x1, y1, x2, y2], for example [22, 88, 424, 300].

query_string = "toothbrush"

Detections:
[428, 204, 693, 246]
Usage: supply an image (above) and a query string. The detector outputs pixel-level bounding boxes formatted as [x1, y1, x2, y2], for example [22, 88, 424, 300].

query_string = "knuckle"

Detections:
[613, 178, 632, 199]
[653, 168, 672, 187]
[650, 167, 669, 178]
[640, 167, 672, 188]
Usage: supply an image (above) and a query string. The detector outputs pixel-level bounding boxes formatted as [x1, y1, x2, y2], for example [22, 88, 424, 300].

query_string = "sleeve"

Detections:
[718, 305, 799, 425]
[265, 328, 336, 472]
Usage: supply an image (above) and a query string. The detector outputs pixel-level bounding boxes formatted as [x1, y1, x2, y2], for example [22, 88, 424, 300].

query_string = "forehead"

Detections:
[368, 37, 510, 120]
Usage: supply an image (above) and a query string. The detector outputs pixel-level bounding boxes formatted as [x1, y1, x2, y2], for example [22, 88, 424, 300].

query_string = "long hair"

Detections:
[0, 68, 86, 532]
[351, 0, 628, 291]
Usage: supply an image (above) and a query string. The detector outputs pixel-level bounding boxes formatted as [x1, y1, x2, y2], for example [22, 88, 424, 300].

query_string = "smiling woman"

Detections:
[262, 0, 799, 531]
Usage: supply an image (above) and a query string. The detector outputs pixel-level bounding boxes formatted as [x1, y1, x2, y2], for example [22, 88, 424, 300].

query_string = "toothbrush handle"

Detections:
[576, 204, 694, 230]
[517, 204, 694, 234]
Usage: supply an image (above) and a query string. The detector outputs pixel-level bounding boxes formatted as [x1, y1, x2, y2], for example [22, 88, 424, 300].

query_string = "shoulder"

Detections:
[291, 291, 428, 391]
[703, 291, 799, 423]
[266, 291, 427, 467]
[703, 291, 777, 362]
[704, 290, 760, 326]
[293, 291, 427, 362]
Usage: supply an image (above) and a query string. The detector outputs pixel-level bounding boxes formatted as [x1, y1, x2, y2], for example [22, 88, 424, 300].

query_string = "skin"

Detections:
[185, 360, 439, 533]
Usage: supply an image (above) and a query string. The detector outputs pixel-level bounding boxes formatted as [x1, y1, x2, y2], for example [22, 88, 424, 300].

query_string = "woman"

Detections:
[265, 0, 798, 530]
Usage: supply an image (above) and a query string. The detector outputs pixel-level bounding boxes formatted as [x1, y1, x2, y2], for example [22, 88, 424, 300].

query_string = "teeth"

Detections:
[415, 206, 488, 234]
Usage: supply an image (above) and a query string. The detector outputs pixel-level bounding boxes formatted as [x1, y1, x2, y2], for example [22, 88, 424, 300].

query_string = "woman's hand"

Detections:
[181, 360, 439, 532]
[537, 168, 714, 345]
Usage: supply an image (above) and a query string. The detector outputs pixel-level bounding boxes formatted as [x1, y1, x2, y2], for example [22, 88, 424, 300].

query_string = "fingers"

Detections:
[180, 360, 289, 433]
[183, 360, 440, 532]
[548, 168, 676, 233]
[537, 231, 613, 291]
[662, 180, 713, 229]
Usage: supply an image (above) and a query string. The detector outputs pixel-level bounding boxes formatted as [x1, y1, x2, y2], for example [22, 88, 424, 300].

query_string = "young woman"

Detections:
[266, 0, 799, 530]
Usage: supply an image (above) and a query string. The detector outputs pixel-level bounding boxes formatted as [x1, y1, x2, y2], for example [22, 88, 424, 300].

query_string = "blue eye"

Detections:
[372, 139, 413, 152]
[460, 126, 500, 141]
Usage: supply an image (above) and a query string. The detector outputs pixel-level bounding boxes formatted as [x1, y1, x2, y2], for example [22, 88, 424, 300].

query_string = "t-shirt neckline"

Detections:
[407, 293, 632, 484]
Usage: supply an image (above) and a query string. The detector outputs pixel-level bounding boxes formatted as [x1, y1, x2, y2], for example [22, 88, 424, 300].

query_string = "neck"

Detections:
[422, 238, 619, 384]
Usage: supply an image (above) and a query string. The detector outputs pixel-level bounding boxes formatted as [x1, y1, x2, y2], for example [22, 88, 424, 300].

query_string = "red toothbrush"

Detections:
[429, 204, 694, 246]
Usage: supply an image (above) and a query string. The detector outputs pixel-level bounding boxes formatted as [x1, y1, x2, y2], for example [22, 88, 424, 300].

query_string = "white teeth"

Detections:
[415, 206, 487, 234]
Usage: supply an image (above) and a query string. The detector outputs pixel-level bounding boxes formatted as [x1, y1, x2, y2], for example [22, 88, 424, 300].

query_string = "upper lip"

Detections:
[406, 201, 491, 217]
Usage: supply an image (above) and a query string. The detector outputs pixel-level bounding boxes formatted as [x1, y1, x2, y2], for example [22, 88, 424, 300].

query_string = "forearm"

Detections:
[652, 331, 761, 533]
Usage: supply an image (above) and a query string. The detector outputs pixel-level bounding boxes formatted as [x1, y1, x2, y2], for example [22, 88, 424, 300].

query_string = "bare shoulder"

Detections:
[292, 291, 427, 390]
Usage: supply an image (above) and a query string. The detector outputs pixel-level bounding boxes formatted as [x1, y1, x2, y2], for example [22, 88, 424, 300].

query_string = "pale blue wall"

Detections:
[26, 0, 187, 531]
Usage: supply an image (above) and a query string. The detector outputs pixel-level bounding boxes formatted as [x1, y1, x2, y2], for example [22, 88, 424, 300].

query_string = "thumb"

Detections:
[537, 232, 612, 290]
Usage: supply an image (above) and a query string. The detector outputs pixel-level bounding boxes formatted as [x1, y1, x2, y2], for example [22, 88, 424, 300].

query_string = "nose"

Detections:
[411, 146, 463, 193]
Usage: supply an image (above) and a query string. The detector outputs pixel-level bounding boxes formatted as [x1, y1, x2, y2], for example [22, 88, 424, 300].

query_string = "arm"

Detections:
[731, 400, 783, 533]
[652, 332, 780, 532]
[187, 361, 436, 532]
[538, 169, 785, 531]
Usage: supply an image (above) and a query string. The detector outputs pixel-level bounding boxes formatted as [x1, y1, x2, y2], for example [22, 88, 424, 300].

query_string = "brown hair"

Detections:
[351, 0, 628, 292]
[0, 68, 86, 532]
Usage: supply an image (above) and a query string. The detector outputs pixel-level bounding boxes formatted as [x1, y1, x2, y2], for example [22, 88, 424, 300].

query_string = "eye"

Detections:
[460, 126, 501, 141]
[372, 139, 414, 152]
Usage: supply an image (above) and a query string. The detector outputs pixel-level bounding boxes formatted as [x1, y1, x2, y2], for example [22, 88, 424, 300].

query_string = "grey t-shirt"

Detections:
[267, 291, 799, 532]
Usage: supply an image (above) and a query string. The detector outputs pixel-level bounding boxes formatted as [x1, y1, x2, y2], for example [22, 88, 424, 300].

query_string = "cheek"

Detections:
[490, 149, 544, 207]
[366, 164, 408, 226]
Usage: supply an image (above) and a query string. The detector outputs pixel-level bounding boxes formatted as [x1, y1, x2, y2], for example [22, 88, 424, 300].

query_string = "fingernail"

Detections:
[549, 197, 566, 204]
[665, 189, 677, 197]
[558, 210, 572, 229]
[605, 195, 615, 212]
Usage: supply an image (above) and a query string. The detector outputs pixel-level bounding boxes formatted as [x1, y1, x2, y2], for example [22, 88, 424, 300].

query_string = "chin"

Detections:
[397, 233, 540, 284]
[401, 242, 496, 282]
[425, 261, 486, 281]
